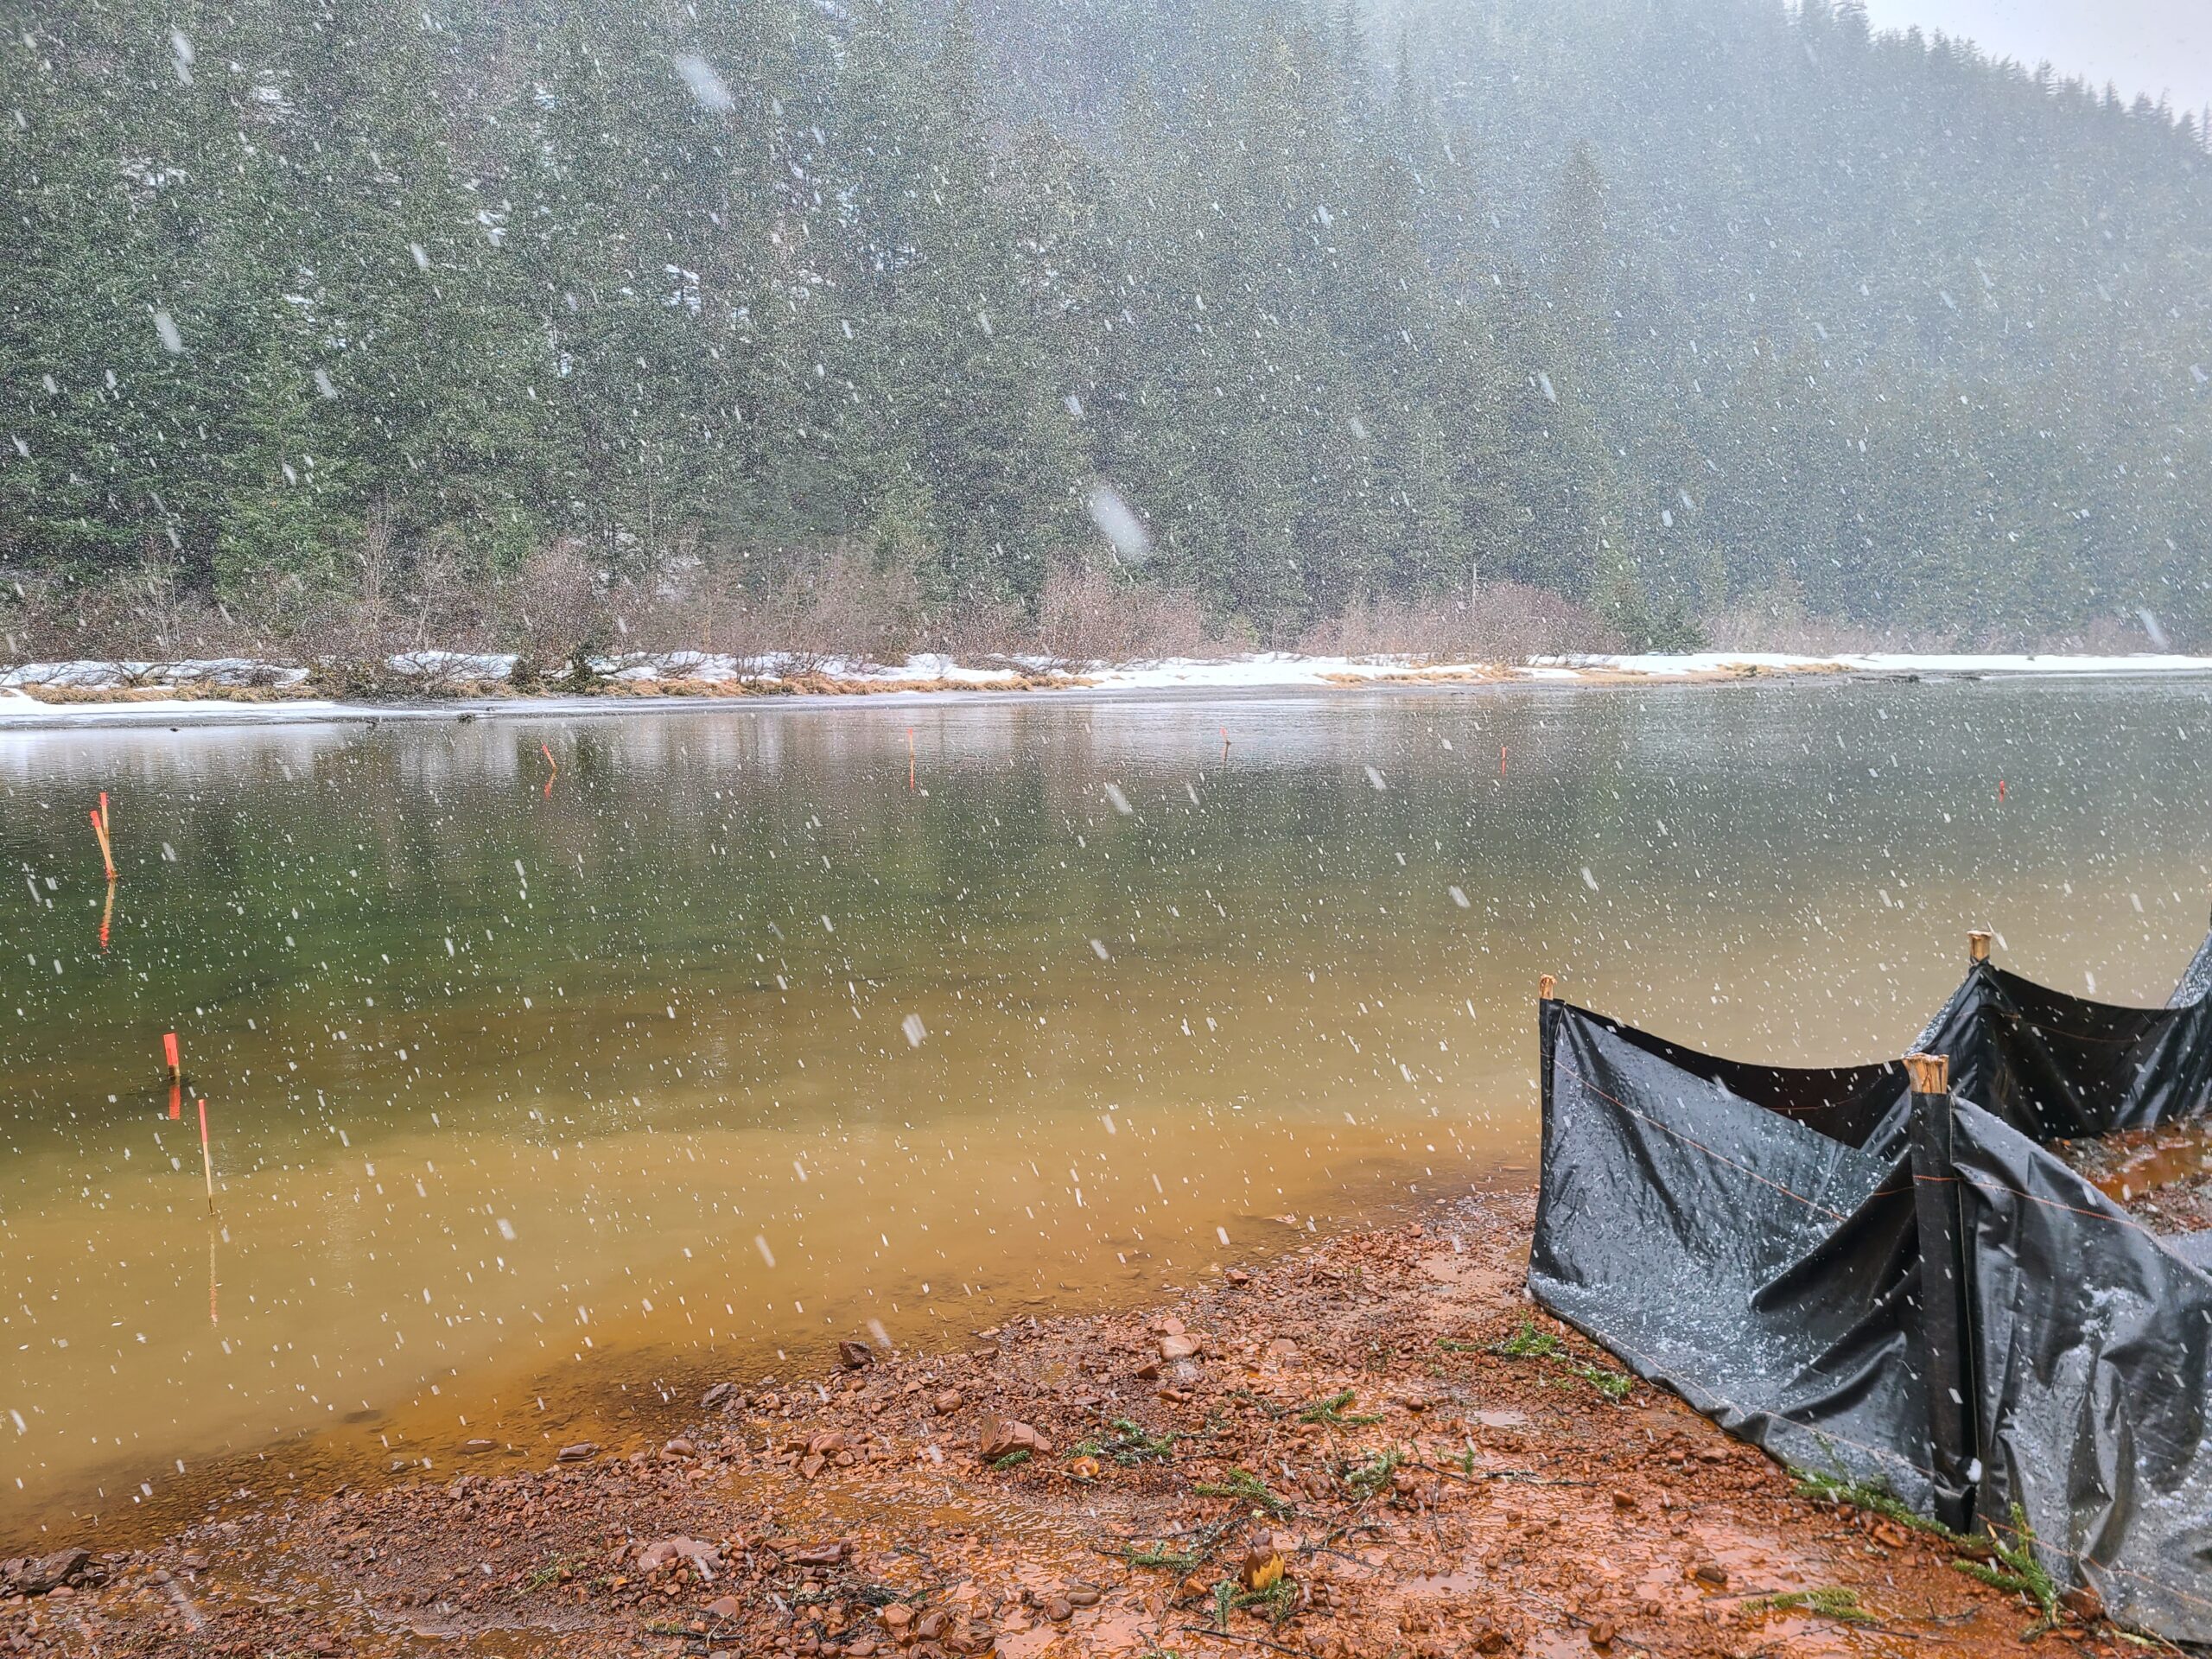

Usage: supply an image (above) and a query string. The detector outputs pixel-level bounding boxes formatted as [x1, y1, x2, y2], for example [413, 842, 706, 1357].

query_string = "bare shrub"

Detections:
[2075, 612, 2182, 656]
[917, 590, 1029, 663]
[487, 542, 608, 681]
[0, 558, 261, 666]
[772, 545, 927, 663]
[1697, 593, 1955, 655]
[1300, 583, 1622, 662]
[1033, 561, 1222, 665]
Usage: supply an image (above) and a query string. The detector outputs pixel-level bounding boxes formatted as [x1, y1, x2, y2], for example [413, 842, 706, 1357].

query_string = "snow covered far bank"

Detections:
[1561, 651, 2212, 678]
[2, 646, 2209, 731]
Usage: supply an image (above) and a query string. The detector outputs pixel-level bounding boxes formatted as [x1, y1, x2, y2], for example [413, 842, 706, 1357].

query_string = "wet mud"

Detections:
[3, 1185, 2128, 1658]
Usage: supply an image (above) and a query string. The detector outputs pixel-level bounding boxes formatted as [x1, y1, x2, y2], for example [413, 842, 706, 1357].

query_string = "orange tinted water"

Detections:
[3, 678, 2209, 1546]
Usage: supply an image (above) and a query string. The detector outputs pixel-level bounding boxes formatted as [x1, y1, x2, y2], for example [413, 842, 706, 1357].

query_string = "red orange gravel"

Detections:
[3, 1186, 2127, 1657]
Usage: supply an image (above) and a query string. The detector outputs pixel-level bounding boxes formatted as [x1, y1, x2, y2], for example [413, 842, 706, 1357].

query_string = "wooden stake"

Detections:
[197, 1095, 215, 1214]
[1967, 931, 1992, 963]
[1904, 1052, 1950, 1096]
[1539, 974, 1558, 1002]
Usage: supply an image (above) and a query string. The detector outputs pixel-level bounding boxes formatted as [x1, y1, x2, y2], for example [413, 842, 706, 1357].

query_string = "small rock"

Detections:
[1225, 1268, 1251, 1287]
[880, 1605, 913, 1631]
[0, 1549, 92, 1598]
[664, 1437, 696, 1459]
[1159, 1333, 1203, 1361]
[461, 1439, 497, 1453]
[836, 1340, 874, 1370]
[639, 1537, 724, 1575]
[701, 1382, 735, 1410]
[979, 1419, 1052, 1461]
[707, 1595, 742, 1618]
[1610, 1490, 1637, 1510]
[1044, 1595, 1072, 1623]
[1069, 1455, 1102, 1482]
[1470, 1624, 1510, 1654]
[555, 1442, 599, 1463]
[932, 1389, 964, 1415]
[806, 1430, 849, 1456]
[1133, 1358, 1162, 1381]
[2061, 1584, 2104, 1622]
[1690, 1560, 1729, 1589]
[1239, 1535, 1286, 1592]
[1065, 1587, 1102, 1607]
[1589, 1618, 1617, 1649]
[799, 1452, 827, 1480]
[784, 1542, 848, 1568]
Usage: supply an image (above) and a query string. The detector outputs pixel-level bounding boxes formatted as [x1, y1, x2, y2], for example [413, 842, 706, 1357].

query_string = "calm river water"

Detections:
[3, 677, 2209, 1545]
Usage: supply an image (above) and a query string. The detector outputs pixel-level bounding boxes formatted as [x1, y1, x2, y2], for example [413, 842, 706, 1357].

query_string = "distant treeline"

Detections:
[3, 0, 2209, 652]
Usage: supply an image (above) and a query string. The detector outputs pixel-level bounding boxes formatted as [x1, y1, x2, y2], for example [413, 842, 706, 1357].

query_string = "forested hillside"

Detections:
[4, 0, 2209, 656]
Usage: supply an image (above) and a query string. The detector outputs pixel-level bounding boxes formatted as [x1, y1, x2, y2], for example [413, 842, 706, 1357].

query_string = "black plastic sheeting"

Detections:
[2175, 933, 2212, 1009]
[1529, 943, 2212, 1643]
[1917, 961, 2212, 1141]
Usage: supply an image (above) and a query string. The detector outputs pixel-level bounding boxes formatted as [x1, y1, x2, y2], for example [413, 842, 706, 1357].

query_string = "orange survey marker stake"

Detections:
[89, 808, 117, 882]
[906, 728, 917, 792]
[197, 1094, 215, 1213]
[539, 742, 558, 799]
[99, 791, 110, 836]
[168, 1082, 181, 1122]
[1998, 778, 2007, 804]
[164, 1031, 181, 1079]
[1499, 745, 1509, 776]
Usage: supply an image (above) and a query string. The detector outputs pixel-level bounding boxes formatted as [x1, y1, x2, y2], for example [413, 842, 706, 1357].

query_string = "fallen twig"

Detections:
[1175, 1625, 1313, 1656]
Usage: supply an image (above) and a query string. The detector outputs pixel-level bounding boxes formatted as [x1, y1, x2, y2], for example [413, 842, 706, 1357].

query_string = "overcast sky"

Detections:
[1862, 0, 2212, 117]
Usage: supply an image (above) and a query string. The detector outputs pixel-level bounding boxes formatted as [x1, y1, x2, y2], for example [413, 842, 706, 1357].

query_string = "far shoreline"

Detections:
[4, 649, 2211, 734]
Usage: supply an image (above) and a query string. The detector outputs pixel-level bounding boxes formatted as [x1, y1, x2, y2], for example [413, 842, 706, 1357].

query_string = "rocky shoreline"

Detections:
[5, 1186, 2120, 1657]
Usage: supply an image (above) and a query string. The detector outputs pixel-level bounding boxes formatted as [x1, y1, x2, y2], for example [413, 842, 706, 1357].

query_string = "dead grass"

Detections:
[15, 682, 308, 706]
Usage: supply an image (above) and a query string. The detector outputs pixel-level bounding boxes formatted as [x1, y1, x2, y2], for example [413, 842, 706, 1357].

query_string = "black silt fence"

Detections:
[1529, 936, 2212, 1643]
